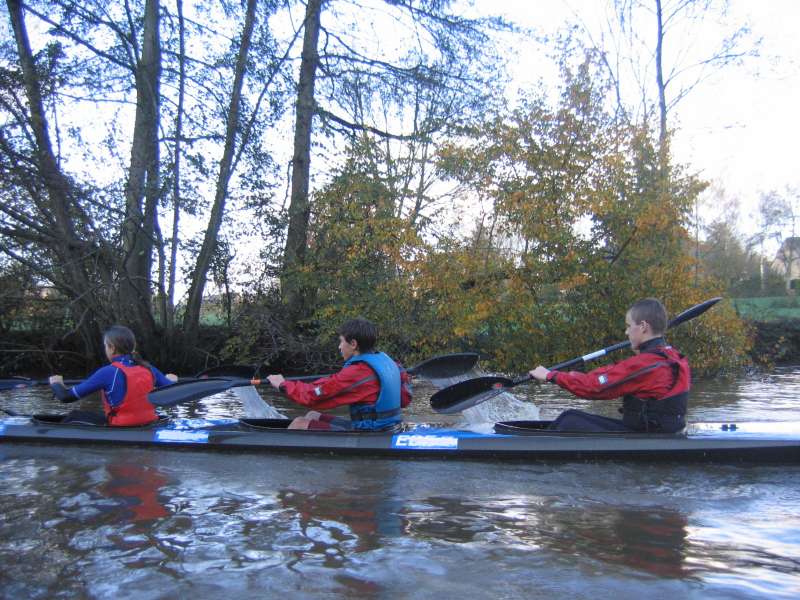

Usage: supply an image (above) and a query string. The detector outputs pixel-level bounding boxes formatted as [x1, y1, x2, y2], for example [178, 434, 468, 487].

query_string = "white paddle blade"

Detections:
[232, 385, 285, 419]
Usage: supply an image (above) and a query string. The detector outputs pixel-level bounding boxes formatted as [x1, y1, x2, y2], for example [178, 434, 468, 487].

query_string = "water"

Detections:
[1, 368, 799, 598]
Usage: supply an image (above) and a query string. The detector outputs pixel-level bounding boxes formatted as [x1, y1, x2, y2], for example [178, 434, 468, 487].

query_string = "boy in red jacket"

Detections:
[529, 298, 690, 432]
[267, 318, 412, 431]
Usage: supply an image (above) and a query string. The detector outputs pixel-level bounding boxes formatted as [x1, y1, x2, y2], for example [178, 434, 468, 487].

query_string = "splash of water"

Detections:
[426, 367, 540, 427]
[232, 386, 285, 419]
[460, 390, 540, 425]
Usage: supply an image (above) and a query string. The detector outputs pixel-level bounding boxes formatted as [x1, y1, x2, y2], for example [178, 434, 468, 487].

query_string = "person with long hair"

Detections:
[49, 325, 177, 426]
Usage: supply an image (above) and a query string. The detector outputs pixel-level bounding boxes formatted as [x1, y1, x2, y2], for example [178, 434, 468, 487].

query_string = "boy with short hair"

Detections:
[529, 298, 691, 432]
[267, 318, 412, 431]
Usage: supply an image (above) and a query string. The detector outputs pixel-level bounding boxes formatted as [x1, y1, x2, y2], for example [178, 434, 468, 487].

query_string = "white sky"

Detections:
[469, 0, 800, 246]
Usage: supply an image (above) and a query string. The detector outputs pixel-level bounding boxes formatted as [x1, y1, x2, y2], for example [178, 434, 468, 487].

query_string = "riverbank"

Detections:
[750, 320, 800, 366]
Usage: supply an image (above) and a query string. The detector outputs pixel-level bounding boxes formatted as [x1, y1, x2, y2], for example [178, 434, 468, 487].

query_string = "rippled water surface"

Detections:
[1, 368, 800, 598]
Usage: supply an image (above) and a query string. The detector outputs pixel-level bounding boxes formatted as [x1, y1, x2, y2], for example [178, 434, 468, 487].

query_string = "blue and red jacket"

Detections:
[54, 354, 172, 426]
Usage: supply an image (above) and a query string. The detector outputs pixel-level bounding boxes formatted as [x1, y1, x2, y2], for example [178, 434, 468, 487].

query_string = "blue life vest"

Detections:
[344, 351, 402, 431]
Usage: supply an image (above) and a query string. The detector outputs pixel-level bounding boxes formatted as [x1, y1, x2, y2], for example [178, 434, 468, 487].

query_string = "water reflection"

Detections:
[3, 368, 800, 598]
[96, 460, 171, 523]
[278, 487, 405, 559]
[276, 461, 405, 563]
[402, 494, 692, 578]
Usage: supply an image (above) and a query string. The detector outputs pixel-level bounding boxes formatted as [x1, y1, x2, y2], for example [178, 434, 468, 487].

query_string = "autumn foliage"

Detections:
[294, 54, 750, 375]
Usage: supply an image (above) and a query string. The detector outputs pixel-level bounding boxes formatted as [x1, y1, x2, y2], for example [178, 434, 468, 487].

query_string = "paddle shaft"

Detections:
[147, 352, 479, 407]
[502, 296, 723, 389]
[428, 297, 722, 413]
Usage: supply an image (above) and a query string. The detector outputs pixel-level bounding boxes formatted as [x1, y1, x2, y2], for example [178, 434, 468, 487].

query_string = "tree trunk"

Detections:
[654, 0, 669, 179]
[166, 0, 187, 337]
[120, 0, 161, 353]
[6, 0, 107, 359]
[182, 0, 258, 349]
[281, 0, 323, 322]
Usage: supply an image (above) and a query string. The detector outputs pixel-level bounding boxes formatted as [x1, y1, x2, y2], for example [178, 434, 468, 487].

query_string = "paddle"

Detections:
[0, 377, 86, 392]
[0, 367, 245, 393]
[430, 297, 722, 414]
[0, 363, 263, 393]
[147, 352, 480, 408]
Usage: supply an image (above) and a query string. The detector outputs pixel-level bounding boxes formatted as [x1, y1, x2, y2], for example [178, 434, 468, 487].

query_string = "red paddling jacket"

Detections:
[548, 338, 690, 432]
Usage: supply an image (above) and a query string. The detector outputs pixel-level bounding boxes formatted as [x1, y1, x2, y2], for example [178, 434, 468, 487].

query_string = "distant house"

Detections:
[773, 237, 800, 290]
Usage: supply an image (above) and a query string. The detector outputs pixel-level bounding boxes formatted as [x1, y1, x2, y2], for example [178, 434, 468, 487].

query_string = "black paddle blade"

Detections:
[668, 297, 722, 328]
[0, 377, 36, 391]
[409, 352, 479, 379]
[148, 377, 249, 407]
[429, 375, 513, 413]
[0, 377, 83, 391]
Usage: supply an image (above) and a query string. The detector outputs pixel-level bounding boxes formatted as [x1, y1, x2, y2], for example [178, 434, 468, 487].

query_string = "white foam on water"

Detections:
[460, 391, 540, 426]
[232, 386, 285, 419]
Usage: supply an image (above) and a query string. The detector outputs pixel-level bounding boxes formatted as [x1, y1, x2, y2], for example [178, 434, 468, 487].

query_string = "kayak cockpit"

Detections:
[239, 418, 292, 429]
[31, 414, 170, 429]
[494, 420, 688, 437]
[238, 418, 406, 433]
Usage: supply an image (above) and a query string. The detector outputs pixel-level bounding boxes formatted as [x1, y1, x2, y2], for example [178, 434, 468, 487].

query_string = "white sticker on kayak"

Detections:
[392, 434, 459, 450]
[155, 430, 209, 443]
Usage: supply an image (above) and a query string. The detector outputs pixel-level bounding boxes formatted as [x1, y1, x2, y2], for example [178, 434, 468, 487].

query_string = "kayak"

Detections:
[2, 415, 800, 462]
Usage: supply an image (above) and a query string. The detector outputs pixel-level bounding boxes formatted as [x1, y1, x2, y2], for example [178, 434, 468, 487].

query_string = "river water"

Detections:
[1, 367, 799, 598]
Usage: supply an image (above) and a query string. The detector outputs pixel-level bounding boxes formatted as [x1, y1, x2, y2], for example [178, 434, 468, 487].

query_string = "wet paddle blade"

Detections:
[432, 386, 509, 415]
[409, 352, 479, 380]
[231, 385, 285, 419]
[0, 377, 36, 391]
[0, 377, 84, 391]
[429, 375, 514, 413]
[148, 377, 250, 407]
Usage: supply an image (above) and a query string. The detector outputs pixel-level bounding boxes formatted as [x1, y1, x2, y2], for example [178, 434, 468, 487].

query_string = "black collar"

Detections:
[637, 337, 666, 352]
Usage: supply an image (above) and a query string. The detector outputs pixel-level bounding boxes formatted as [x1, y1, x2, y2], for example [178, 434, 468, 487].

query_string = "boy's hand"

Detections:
[267, 374, 285, 390]
[49, 375, 64, 385]
[529, 366, 550, 382]
[166, 373, 178, 382]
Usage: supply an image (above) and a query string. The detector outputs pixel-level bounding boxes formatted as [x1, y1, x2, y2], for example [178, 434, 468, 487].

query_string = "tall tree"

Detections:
[182, 0, 259, 348]
[1, 0, 291, 366]
[281, 0, 323, 320]
[278, 0, 505, 324]
[606, 0, 759, 174]
[3, 0, 111, 357]
[120, 0, 162, 349]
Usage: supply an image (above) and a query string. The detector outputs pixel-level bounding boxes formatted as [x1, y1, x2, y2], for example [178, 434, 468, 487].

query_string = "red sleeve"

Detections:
[280, 363, 380, 410]
[551, 354, 677, 400]
[400, 368, 412, 408]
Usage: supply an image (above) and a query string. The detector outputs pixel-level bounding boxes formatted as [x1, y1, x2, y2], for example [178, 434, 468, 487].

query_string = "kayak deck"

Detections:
[1, 415, 799, 463]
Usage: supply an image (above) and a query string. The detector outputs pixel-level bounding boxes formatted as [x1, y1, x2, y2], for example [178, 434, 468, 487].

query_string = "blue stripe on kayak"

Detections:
[0, 425, 5, 436]
[154, 430, 209, 443]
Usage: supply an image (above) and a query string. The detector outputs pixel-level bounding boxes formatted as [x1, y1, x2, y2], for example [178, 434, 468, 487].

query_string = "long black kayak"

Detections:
[2, 415, 800, 463]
